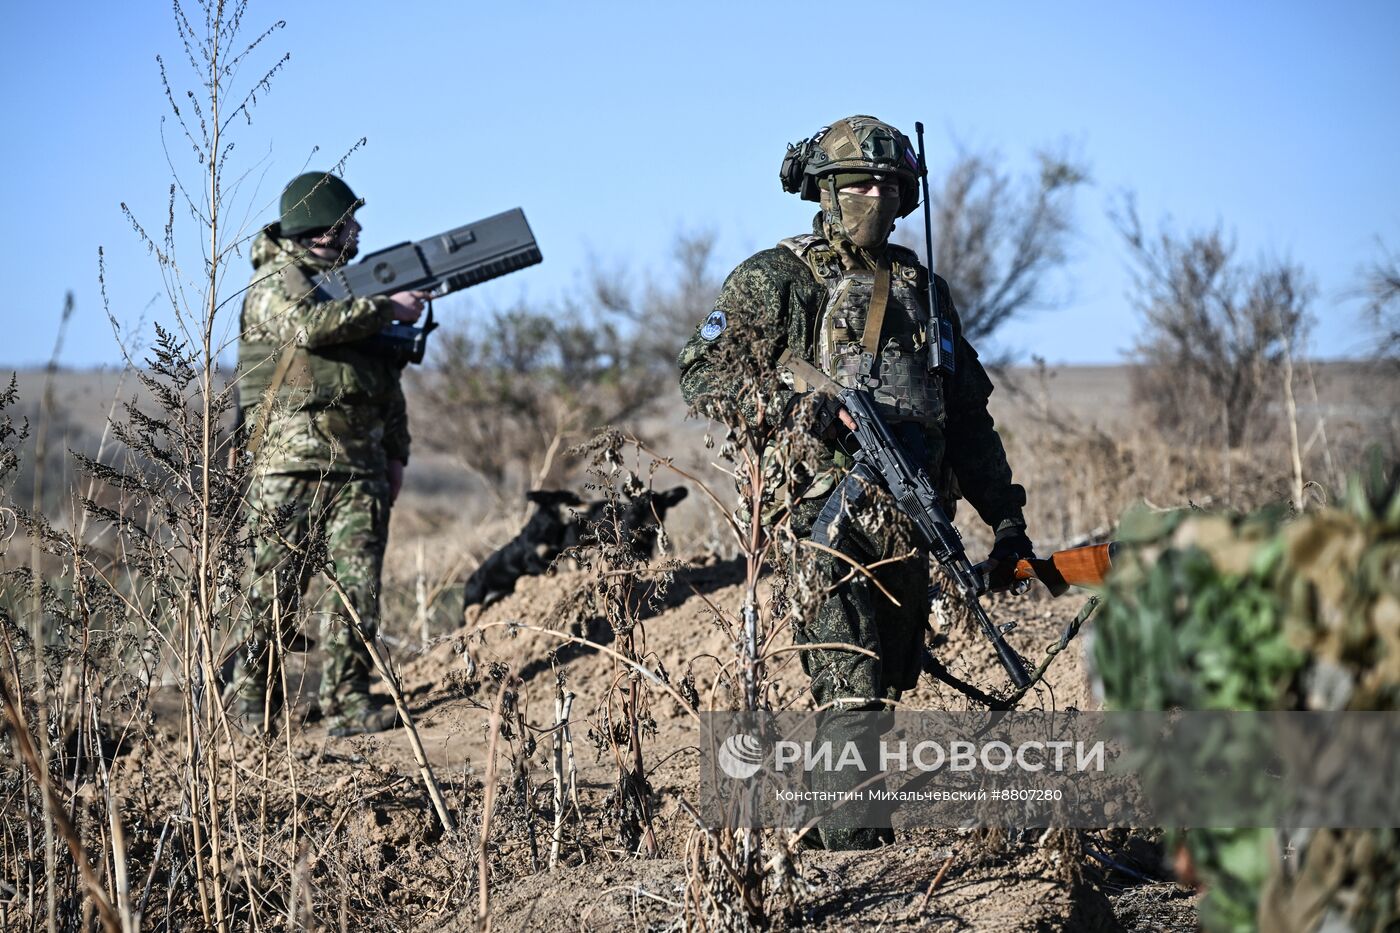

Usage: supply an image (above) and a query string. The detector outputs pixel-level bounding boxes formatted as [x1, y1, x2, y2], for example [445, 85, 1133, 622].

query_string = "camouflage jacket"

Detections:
[677, 230, 1027, 536]
[237, 227, 410, 477]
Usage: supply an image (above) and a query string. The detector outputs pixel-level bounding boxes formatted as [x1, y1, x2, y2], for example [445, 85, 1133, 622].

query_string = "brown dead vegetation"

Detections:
[3, 5, 1396, 930]
[9, 350, 1390, 930]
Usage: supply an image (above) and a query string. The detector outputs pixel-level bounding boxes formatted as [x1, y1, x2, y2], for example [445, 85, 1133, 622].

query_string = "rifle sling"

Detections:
[859, 258, 893, 370]
[243, 342, 299, 458]
[244, 262, 321, 459]
[777, 349, 830, 394]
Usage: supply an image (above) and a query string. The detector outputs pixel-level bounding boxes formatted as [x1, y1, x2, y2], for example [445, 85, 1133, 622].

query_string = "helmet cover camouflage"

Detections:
[780, 115, 922, 218]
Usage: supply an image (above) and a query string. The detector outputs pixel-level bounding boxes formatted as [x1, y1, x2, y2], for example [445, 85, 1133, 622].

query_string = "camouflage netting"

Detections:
[1093, 457, 1400, 933]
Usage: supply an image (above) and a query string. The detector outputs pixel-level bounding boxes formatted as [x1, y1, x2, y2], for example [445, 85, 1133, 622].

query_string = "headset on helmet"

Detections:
[779, 115, 923, 218]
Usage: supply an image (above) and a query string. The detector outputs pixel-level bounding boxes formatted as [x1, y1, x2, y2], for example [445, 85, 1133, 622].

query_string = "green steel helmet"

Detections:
[278, 171, 364, 238]
[779, 115, 922, 218]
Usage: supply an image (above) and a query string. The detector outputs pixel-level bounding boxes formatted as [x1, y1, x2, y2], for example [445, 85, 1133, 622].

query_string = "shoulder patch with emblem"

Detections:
[699, 309, 727, 341]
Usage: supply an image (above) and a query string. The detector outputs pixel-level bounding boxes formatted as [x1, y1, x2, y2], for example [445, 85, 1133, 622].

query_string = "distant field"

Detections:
[8, 359, 1385, 434]
[6, 359, 1392, 501]
[10, 359, 1393, 558]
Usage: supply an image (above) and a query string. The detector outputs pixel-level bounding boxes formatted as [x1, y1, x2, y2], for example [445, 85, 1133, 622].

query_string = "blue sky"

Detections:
[2, 0, 1398, 367]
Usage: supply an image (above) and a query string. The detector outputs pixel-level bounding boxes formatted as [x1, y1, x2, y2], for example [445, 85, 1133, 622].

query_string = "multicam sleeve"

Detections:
[938, 277, 1028, 536]
[243, 264, 396, 349]
[296, 291, 396, 349]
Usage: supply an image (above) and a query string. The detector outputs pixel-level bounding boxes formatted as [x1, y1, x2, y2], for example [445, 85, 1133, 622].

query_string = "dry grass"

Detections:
[2, 4, 1392, 926]
[8, 343, 1392, 930]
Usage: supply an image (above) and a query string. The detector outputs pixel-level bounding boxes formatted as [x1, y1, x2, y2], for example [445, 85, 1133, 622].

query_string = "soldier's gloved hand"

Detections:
[983, 528, 1035, 592]
[783, 391, 852, 442]
[388, 290, 427, 324]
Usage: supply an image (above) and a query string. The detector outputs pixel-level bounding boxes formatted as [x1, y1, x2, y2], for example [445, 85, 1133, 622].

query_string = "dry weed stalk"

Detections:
[548, 682, 577, 868]
[1282, 336, 1306, 510]
[0, 3, 471, 929]
[322, 571, 457, 834]
[541, 436, 678, 862]
[0, 672, 120, 932]
[477, 672, 512, 928]
[644, 303, 841, 925]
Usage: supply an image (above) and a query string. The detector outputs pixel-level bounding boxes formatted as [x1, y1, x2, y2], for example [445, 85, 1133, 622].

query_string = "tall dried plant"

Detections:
[0, 3, 465, 929]
[897, 146, 1088, 349]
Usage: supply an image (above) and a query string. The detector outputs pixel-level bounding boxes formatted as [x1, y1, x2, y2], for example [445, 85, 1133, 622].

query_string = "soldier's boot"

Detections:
[326, 692, 401, 737]
[223, 637, 284, 736]
[319, 626, 398, 736]
[811, 706, 897, 851]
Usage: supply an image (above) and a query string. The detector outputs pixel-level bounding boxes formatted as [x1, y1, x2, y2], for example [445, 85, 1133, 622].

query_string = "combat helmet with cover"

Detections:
[779, 114, 922, 218]
[278, 171, 364, 238]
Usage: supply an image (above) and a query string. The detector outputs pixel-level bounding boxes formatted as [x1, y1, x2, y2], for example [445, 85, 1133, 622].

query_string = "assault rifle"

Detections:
[315, 207, 542, 365]
[778, 350, 1033, 689]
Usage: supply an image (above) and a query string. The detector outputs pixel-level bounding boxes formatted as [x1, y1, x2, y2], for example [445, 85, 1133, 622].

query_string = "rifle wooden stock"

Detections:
[1014, 543, 1118, 596]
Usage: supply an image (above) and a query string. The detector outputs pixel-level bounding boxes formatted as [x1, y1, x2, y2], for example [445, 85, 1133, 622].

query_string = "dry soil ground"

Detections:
[174, 558, 1197, 931]
[15, 361, 1392, 930]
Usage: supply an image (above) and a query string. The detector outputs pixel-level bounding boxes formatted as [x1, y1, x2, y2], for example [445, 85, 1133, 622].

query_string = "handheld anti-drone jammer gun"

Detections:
[314, 207, 542, 365]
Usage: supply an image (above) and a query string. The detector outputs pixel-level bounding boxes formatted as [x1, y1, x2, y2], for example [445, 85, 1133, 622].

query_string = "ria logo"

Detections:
[718, 733, 765, 780]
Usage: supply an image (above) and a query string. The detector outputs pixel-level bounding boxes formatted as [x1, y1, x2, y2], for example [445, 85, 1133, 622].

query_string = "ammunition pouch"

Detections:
[779, 234, 947, 429]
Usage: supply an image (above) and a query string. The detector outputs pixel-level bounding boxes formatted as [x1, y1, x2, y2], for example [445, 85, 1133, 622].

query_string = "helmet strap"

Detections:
[822, 176, 847, 238]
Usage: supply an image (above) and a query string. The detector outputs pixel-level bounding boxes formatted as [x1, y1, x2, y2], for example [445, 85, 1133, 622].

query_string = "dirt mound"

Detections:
[350, 555, 1192, 930]
[105, 551, 1193, 930]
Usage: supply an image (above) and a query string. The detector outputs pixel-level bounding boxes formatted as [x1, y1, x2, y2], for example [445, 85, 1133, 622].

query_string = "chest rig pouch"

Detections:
[780, 234, 947, 427]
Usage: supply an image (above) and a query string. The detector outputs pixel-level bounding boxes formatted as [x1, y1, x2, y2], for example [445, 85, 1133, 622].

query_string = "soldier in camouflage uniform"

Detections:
[1094, 461, 1400, 933]
[678, 116, 1034, 848]
[229, 171, 424, 736]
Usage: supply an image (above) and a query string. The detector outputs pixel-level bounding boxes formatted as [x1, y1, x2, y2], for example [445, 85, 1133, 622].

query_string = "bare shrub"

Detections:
[410, 299, 665, 497]
[1114, 196, 1313, 450]
[560, 442, 681, 860]
[667, 304, 865, 925]
[591, 230, 725, 374]
[898, 147, 1088, 346]
[1363, 239, 1400, 366]
[1357, 242, 1400, 457]
[410, 230, 722, 506]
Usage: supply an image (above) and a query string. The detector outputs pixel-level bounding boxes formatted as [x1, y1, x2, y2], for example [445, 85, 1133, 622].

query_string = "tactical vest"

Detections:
[237, 264, 391, 412]
[779, 234, 946, 427]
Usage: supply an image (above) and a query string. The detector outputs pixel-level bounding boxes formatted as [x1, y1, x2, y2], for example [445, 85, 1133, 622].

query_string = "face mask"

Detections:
[309, 223, 360, 262]
[333, 222, 361, 262]
[832, 190, 899, 250]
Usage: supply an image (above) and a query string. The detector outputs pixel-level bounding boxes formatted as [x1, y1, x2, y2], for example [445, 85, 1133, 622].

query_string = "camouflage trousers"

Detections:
[230, 470, 390, 716]
[789, 491, 928, 850]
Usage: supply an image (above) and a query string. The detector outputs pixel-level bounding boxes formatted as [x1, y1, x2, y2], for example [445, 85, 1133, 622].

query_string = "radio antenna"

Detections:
[914, 121, 953, 374]
[915, 121, 939, 322]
